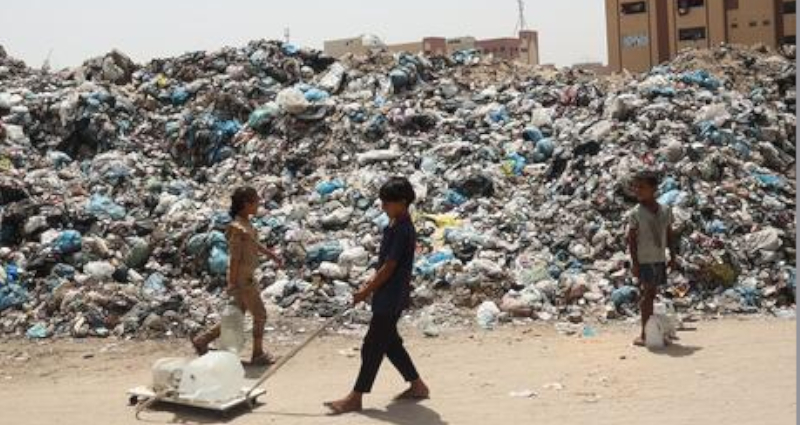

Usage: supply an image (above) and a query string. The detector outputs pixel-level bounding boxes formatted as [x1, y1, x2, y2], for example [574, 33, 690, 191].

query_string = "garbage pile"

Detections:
[0, 41, 795, 339]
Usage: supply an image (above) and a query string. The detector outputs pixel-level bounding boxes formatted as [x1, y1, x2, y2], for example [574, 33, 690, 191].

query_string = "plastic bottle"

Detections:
[218, 302, 245, 354]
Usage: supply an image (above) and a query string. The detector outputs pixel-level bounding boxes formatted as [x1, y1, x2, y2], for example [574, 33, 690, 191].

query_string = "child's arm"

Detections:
[627, 227, 640, 279]
[228, 231, 243, 293]
[257, 242, 283, 267]
[667, 225, 678, 269]
[354, 261, 398, 304]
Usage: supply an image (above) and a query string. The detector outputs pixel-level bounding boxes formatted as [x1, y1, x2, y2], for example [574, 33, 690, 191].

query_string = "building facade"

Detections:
[325, 31, 540, 65]
[606, 0, 797, 73]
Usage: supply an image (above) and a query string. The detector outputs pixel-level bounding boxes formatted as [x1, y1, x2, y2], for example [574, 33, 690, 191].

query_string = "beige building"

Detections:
[323, 34, 386, 58]
[325, 32, 539, 65]
[606, 0, 797, 73]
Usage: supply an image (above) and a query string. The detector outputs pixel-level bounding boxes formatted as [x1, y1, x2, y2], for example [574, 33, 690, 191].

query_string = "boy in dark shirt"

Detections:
[325, 177, 430, 415]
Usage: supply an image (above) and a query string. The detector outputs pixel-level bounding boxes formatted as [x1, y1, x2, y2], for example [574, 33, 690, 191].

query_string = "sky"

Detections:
[0, 0, 607, 69]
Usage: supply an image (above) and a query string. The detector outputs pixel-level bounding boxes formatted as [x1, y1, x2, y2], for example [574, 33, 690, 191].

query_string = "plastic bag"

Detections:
[86, 194, 126, 220]
[53, 230, 82, 255]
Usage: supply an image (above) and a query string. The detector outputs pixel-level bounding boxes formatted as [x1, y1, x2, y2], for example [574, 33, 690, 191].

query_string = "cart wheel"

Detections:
[129, 396, 139, 406]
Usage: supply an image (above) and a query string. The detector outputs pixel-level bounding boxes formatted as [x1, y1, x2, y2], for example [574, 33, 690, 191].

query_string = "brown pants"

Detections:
[196, 284, 267, 347]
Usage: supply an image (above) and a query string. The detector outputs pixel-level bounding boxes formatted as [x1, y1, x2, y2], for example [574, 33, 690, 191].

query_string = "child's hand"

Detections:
[668, 258, 678, 271]
[353, 288, 369, 305]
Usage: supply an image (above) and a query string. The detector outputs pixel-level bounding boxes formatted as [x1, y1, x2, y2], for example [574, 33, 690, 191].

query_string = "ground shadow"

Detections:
[136, 401, 249, 424]
[648, 344, 703, 358]
[360, 400, 448, 425]
[242, 362, 269, 380]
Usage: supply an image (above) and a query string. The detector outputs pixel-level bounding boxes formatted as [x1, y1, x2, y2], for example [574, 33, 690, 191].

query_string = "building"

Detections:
[606, 0, 797, 73]
[475, 31, 540, 65]
[323, 34, 386, 58]
[386, 37, 447, 55]
[324, 31, 540, 65]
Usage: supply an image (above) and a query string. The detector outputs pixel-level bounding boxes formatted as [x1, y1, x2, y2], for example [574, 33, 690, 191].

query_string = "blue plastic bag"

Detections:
[52, 264, 76, 279]
[305, 241, 343, 264]
[504, 152, 527, 176]
[54, 230, 82, 255]
[533, 138, 555, 162]
[282, 43, 299, 55]
[86, 194, 126, 220]
[754, 173, 784, 190]
[680, 70, 720, 90]
[6, 264, 19, 285]
[611, 285, 638, 308]
[248, 104, 280, 131]
[414, 251, 455, 276]
[171, 87, 191, 105]
[488, 106, 509, 123]
[316, 179, 345, 196]
[522, 127, 544, 143]
[445, 190, 467, 206]
[706, 219, 727, 234]
[26, 323, 48, 339]
[658, 189, 688, 206]
[0, 283, 27, 312]
[304, 88, 330, 102]
[659, 177, 679, 193]
[208, 246, 229, 276]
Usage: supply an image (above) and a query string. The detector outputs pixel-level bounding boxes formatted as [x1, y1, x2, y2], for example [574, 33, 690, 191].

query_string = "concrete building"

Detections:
[386, 37, 447, 55]
[606, 0, 797, 73]
[325, 31, 539, 65]
[323, 34, 386, 58]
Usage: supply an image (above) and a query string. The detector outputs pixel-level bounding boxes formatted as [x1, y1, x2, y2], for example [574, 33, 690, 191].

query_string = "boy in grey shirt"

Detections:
[627, 171, 679, 346]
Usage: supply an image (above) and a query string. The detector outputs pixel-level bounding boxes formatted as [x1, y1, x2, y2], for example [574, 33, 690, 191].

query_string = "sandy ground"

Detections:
[0, 317, 795, 425]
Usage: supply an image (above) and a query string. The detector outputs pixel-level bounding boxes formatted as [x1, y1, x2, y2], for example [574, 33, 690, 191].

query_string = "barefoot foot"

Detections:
[324, 395, 362, 415]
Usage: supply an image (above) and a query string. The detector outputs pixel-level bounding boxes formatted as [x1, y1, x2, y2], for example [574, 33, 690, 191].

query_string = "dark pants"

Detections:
[354, 313, 420, 393]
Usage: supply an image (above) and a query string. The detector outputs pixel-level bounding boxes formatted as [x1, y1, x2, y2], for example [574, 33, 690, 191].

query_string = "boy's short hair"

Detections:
[633, 170, 660, 189]
[379, 177, 416, 205]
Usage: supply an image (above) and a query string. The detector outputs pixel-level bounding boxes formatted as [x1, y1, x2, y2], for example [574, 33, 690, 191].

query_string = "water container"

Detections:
[645, 305, 667, 349]
[178, 351, 246, 402]
[151, 357, 190, 392]
[218, 302, 245, 354]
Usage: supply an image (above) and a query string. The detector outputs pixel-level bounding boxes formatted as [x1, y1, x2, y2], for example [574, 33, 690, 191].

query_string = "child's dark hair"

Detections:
[633, 170, 660, 189]
[229, 186, 258, 218]
[379, 177, 416, 205]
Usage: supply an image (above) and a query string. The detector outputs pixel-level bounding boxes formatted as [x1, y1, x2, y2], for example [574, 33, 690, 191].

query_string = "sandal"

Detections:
[250, 352, 277, 366]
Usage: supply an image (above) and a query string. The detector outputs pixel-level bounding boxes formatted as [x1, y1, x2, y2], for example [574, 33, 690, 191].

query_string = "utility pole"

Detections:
[284, 28, 291, 44]
[515, 0, 528, 34]
[41, 48, 53, 72]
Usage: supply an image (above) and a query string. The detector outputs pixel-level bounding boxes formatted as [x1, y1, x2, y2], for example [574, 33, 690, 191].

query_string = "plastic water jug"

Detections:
[645, 302, 668, 349]
[151, 357, 190, 392]
[218, 302, 245, 354]
[178, 351, 245, 402]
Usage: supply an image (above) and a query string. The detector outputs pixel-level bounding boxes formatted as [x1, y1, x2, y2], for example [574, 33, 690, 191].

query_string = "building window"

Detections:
[677, 0, 705, 15]
[783, 35, 796, 44]
[763, 20, 771, 26]
[621, 1, 647, 14]
[784, 1, 796, 14]
[731, 23, 738, 28]
[679, 27, 706, 41]
[725, 0, 739, 10]
[521, 48, 528, 53]
[749, 21, 757, 27]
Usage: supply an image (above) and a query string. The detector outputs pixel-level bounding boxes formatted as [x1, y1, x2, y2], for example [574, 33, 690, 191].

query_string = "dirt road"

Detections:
[0, 317, 795, 425]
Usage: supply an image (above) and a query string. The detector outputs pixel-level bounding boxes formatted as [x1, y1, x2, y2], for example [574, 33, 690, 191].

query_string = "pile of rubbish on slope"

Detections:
[0, 40, 795, 339]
